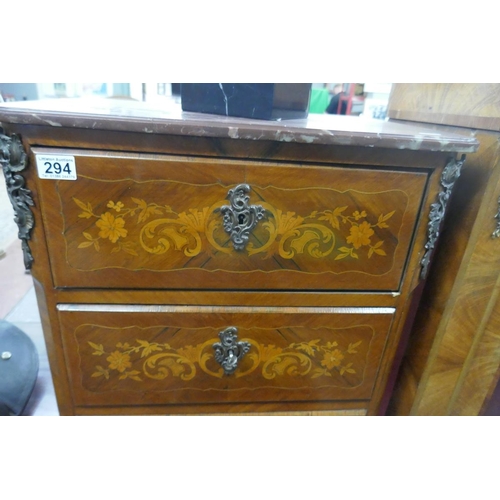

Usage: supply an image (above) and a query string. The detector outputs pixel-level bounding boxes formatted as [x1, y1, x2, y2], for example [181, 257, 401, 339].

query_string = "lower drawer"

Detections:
[58, 305, 394, 410]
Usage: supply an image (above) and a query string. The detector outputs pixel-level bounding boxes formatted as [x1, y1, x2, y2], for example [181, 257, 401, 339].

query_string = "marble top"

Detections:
[0, 97, 479, 153]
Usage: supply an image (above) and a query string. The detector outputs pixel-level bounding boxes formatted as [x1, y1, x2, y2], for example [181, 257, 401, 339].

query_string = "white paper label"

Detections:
[36, 154, 77, 180]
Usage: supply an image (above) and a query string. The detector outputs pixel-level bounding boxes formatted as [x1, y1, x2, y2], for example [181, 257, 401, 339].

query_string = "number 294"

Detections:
[44, 161, 72, 175]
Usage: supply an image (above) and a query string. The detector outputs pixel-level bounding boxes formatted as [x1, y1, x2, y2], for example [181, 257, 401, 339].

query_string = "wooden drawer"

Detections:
[35, 148, 427, 291]
[58, 305, 394, 409]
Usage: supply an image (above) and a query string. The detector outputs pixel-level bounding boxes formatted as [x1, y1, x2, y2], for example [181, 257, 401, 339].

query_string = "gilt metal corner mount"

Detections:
[0, 130, 34, 269]
[420, 155, 465, 280]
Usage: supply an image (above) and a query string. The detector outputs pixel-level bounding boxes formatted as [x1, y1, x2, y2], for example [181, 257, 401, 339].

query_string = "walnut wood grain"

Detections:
[393, 157, 500, 415]
[388, 83, 500, 131]
[74, 400, 368, 415]
[53, 289, 400, 308]
[388, 83, 500, 415]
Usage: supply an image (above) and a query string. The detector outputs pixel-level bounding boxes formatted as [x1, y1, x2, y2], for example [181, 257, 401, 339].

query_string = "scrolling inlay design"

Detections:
[220, 184, 265, 251]
[86, 332, 364, 383]
[0, 130, 34, 269]
[73, 193, 396, 263]
[420, 156, 465, 280]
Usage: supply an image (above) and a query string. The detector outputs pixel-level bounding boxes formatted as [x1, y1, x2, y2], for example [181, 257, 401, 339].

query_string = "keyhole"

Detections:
[238, 214, 246, 225]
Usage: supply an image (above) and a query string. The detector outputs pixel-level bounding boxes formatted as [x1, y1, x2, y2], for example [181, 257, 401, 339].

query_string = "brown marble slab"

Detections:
[0, 97, 478, 153]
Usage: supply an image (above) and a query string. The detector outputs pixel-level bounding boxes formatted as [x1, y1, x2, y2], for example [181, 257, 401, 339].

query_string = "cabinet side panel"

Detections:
[388, 84, 500, 131]
[394, 133, 500, 415]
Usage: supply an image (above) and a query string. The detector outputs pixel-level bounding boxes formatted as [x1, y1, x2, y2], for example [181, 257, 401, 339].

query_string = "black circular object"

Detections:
[0, 320, 38, 416]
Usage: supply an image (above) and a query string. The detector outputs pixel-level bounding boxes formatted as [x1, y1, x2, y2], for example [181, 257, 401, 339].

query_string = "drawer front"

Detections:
[58, 305, 394, 408]
[36, 149, 427, 291]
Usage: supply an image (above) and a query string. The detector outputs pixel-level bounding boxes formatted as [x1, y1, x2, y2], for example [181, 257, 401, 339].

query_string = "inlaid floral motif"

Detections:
[96, 212, 128, 243]
[321, 349, 344, 369]
[73, 195, 395, 262]
[316, 206, 393, 260]
[347, 221, 374, 249]
[106, 350, 132, 372]
[87, 335, 364, 384]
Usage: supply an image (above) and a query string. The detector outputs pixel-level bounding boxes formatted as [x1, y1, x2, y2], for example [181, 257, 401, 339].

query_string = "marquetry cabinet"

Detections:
[0, 99, 478, 416]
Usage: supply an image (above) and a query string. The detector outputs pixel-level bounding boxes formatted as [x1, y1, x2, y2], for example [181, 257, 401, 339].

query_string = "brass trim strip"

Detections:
[57, 304, 396, 314]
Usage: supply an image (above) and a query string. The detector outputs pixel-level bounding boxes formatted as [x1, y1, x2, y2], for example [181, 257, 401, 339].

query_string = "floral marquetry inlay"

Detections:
[72, 194, 395, 262]
[88, 336, 363, 382]
[79, 324, 374, 392]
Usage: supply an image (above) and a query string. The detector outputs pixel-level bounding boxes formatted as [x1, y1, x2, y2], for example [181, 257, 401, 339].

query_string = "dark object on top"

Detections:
[181, 83, 311, 120]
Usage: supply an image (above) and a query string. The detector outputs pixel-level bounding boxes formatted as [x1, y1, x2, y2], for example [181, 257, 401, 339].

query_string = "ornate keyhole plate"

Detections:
[212, 327, 251, 376]
[220, 184, 265, 251]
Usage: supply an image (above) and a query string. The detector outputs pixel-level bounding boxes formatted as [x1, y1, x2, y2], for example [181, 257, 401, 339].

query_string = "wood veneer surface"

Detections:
[388, 83, 500, 131]
[388, 83, 500, 415]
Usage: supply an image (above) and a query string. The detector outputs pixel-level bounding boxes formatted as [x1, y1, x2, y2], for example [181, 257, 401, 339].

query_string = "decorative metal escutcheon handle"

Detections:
[220, 184, 265, 251]
[213, 327, 250, 376]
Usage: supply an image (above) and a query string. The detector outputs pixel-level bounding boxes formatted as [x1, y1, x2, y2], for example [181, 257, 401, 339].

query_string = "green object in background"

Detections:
[309, 88, 330, 114]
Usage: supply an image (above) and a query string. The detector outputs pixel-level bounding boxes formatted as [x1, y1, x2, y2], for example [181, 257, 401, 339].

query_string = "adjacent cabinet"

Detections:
[387, 83, 500, 415]
[0, 100, 477, 415]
